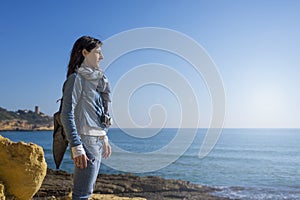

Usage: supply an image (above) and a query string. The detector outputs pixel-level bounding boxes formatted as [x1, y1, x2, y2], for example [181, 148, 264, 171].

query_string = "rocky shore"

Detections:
[34, 168, 229, 200]
[0, 135, 230, 200]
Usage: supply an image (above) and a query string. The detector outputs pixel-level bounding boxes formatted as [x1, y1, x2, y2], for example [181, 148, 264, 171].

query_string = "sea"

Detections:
[1, 128, 300, 200]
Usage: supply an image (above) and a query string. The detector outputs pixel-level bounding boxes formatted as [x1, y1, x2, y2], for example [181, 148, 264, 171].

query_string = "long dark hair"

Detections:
[67, 36, 102, 78]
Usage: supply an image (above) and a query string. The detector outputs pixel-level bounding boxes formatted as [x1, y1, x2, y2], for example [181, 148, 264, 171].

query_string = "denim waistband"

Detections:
[79, 134, 105, 141]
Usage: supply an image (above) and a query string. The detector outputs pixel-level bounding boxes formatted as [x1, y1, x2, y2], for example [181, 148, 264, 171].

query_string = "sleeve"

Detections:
[60, 74, 83, 147]
[99, 74, 111, 114]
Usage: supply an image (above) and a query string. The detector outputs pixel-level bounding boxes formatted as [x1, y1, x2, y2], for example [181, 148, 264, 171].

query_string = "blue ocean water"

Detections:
[1, 128, 300, 200]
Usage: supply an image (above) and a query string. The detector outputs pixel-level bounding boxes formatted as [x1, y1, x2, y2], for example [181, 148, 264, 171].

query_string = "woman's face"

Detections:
[83, 45, 103, 68]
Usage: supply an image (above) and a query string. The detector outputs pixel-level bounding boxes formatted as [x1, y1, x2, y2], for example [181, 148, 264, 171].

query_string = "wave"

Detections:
[213, 185, 300, 200]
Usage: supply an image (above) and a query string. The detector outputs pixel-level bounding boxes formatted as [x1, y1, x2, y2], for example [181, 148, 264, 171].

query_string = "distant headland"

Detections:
[0, 106, 53, 131]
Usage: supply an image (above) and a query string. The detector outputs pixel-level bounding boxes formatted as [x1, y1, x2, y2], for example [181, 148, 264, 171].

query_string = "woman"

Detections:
[60, 36, 112, 200]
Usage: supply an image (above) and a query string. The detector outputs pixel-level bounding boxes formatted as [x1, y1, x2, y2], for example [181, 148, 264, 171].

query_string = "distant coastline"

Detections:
[0, 106, 53, 131]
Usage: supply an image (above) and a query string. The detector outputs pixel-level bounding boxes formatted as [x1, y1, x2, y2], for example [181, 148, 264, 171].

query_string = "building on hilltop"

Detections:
[35, 106, 40, 115]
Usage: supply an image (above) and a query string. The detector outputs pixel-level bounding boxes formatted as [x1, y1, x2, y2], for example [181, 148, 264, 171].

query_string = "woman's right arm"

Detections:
[60, 74, 83, 148]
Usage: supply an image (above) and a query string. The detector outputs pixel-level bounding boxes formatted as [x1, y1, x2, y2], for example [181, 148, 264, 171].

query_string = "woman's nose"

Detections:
[99, 52, 104, 59]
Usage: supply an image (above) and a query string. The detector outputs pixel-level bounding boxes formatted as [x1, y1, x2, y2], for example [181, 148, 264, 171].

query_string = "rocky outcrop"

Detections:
[34, 169, 229, 200]
[0, 119, 53, 131]
[0, 107, 54, 131]
[90, 194, 146, 200]
[0, 135, 47, 200]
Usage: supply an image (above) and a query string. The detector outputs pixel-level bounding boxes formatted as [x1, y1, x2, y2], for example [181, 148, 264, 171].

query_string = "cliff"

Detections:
[0, 107, 53, 131]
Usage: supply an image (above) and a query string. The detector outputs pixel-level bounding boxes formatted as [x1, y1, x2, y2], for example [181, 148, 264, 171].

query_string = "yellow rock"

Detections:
[0, 182, 5, 200]
[0, 135, 47, 200]
[65, 192, 146, 200]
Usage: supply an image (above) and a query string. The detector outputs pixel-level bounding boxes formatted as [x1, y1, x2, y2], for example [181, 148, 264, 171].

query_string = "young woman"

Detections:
[60, 36, 112, 200]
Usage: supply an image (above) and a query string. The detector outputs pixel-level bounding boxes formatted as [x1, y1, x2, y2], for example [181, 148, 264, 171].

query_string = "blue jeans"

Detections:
[72, 135, 103, 200]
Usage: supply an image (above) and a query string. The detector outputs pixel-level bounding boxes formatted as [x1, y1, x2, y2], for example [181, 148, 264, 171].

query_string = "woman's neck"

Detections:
[82, 59, 98, 70]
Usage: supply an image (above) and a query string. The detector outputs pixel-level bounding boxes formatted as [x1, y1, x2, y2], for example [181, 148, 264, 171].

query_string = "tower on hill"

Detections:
[35, 106, 40, 115]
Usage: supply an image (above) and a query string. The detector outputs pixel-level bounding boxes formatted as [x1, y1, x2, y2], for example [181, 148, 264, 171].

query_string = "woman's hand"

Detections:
[102, 141, 111, 159]
[74, 154, 89, 169]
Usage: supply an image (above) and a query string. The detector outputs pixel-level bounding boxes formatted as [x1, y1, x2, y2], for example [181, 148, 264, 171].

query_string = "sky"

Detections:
[0, 0, 299, 128]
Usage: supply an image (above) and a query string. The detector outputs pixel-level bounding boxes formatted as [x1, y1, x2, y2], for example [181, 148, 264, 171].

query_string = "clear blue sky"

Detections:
[0, 0, 299, 128]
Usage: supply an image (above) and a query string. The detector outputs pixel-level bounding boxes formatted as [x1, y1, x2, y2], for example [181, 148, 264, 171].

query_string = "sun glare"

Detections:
[250, 86, 285, 125]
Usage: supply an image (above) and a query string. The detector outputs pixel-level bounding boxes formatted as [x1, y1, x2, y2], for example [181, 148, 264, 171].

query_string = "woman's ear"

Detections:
[82, 49, 89, 57]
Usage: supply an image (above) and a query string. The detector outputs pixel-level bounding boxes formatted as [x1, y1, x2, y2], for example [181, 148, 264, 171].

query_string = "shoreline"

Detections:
[34, 168, 230, 200]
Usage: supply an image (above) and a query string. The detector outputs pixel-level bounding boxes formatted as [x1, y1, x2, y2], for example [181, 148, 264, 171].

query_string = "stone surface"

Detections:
[90, 194, 146, 200]
[64, 193, 146, 200]
[0, 182, 5, 200]
[0, 135, 47, 200]
[34, 169, 230, 200]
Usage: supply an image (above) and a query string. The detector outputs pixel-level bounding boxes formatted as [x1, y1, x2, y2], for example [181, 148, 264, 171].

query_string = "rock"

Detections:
[34, 169, 73, 198]
[0, 135, 47, 200]
[0, 182, 5, 200]
[90, 194, 146, 200]
[64, 193, 146, 200]
[34, 169, 229, 200]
